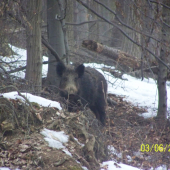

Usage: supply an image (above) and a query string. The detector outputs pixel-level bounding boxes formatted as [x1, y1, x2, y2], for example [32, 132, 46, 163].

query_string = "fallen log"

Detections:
[82, 40, 141, 70]
[82, 40, 170, 80]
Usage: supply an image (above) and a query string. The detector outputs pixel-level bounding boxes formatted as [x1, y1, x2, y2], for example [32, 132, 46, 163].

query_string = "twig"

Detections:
[93, 0, 161, 43]
[2, 60, 56, 75]
[8, 11, 61, 62]
[66, 20, 103, 26]
[0, 85, 36, 113]
[41, 36, 61, 62]
[76, 0, 170, 71]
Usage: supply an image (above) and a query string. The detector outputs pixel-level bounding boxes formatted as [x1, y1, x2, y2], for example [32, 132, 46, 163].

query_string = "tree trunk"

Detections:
[157, 50, 167, 123]
[45, 0, 66, 89]
[97, 0, 111, 45]
[25, 0, 42, 95]
[74, 0, 89, 47]
[156, 0, 169, 125]
[112, 0, 141, 58]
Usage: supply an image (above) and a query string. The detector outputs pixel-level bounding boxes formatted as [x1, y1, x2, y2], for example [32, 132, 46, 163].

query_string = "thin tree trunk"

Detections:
[74, 0, 89, 47]
[157, 50, 167, 122]
[156, 0, 169, 125]
[25, 0, 42, 95]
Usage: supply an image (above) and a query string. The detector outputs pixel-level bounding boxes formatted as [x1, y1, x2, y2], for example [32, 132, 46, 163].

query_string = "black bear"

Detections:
[56, 62, 107, 125]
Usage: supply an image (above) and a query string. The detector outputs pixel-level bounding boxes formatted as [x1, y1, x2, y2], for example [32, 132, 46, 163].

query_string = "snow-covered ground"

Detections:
[0, 45, 48, 78]
[1, 45, 170, 170]
[2, 91, 61, 110]
[1, 45, 169, 118]
[84, 63, 170, 118]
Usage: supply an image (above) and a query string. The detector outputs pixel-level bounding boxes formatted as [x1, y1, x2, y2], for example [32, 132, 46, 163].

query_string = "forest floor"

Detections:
[1, 88, 170, 170]
[1, 44, 170, 169]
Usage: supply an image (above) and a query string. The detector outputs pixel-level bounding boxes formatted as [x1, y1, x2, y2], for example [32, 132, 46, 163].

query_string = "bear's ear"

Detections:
[75, 64, 85, 78]
[56, 62, 66, 77]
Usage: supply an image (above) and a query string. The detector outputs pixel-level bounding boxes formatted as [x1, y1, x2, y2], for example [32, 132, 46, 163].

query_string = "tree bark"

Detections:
[45, 0, 66, 89]
[156, 0, 169, 125]
[74, 0, 89, 47]
[25, 0, 42, 95]
[82, 40, 141, 71]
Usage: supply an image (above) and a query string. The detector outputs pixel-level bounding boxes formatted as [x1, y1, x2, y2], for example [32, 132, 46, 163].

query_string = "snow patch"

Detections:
[40, 128, 68, 149]
[2, 91, 62, 110]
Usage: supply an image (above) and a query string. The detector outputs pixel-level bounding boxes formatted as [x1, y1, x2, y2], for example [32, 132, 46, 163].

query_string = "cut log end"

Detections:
[82, 40, 103, 53]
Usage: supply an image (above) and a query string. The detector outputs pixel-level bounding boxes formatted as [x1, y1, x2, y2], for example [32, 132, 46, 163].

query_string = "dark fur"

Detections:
[56, 62, 107, 125]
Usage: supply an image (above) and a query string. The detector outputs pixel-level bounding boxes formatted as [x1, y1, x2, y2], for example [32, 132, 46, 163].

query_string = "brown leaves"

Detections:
[1, 120, 14, 133]
[0, 139, 38, 168]
[106, 93, 170, 168]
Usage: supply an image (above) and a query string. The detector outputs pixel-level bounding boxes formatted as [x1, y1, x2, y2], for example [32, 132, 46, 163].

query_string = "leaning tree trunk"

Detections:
[156, 0, 169, 125]
[25, 0, 42, 95]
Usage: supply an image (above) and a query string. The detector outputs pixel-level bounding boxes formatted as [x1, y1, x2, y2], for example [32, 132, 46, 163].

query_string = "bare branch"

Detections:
[150, 0, 170, 10]
[93, 0, 161, 43]
[0, 85, 36, 113]
[66, 20, 103, 26]
[41, 36, 61, 62]
[3, 60, 56, 74]
[8, 11, 62, 62]
[76, 0, 170, 71]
